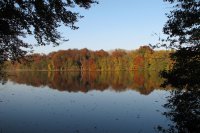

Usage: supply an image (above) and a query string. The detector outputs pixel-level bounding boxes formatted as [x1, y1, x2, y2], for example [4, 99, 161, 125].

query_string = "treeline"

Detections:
[8, 71, 171, 95]
[5, 46, 173, 71]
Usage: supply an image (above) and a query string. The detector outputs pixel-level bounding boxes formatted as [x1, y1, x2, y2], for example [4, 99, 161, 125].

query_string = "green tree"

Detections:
[157, 0, 200, 49]
[157, 1, 200, 132]
[160, 0, 200, 89]
[0, 0, 97, 63]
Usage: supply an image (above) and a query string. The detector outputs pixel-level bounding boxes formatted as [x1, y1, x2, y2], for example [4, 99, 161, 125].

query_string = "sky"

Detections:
[32, 0, 171, 54]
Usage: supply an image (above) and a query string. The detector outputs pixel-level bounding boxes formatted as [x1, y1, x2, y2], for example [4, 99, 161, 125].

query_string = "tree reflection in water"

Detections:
[156, 89, 200, 133]
[7, 70, 167, 95]
[0, 64, 7, 85]
[6, 70, 200, 132]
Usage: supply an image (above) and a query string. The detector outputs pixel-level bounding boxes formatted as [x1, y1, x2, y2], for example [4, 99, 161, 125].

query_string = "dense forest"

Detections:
[5, 46, 173, 72]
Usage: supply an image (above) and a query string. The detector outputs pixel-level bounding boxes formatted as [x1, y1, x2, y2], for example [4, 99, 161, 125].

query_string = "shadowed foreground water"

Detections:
[0, 71, 172, 133]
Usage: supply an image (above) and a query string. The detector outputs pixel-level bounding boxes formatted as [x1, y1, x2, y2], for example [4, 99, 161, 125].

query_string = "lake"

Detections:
[0, 71, 172, 133]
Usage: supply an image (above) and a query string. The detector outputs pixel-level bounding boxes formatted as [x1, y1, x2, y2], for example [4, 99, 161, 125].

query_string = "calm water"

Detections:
[0, 71, 172, 133]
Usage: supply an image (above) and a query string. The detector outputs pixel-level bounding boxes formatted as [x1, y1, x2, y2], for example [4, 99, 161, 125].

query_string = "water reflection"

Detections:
[0, 71, 172, 133]
[156, 89, 200, 133]
[7, 71, 168, 94]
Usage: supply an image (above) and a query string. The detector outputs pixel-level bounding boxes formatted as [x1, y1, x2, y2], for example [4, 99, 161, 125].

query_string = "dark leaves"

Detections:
[0, 0, 97, 63]
[163, 0, 200, 48]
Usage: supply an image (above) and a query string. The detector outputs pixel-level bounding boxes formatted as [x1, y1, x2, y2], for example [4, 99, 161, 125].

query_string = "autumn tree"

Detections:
[94, 49, 109, 70]
[5, 47, 172, 71]
[111, 49, 127, 70]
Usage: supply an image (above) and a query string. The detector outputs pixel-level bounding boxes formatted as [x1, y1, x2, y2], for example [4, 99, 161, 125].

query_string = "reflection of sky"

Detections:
[0, 81, 171, 133]
[27, 0, 170, 54]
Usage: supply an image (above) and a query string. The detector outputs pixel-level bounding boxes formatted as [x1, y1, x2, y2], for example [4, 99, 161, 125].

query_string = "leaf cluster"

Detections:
[0, 0, 97, 62]
[157, 0, 200, 49]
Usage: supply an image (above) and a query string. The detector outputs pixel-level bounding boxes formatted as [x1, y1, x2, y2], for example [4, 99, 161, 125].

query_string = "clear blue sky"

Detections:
[33, 0, 170, 54]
